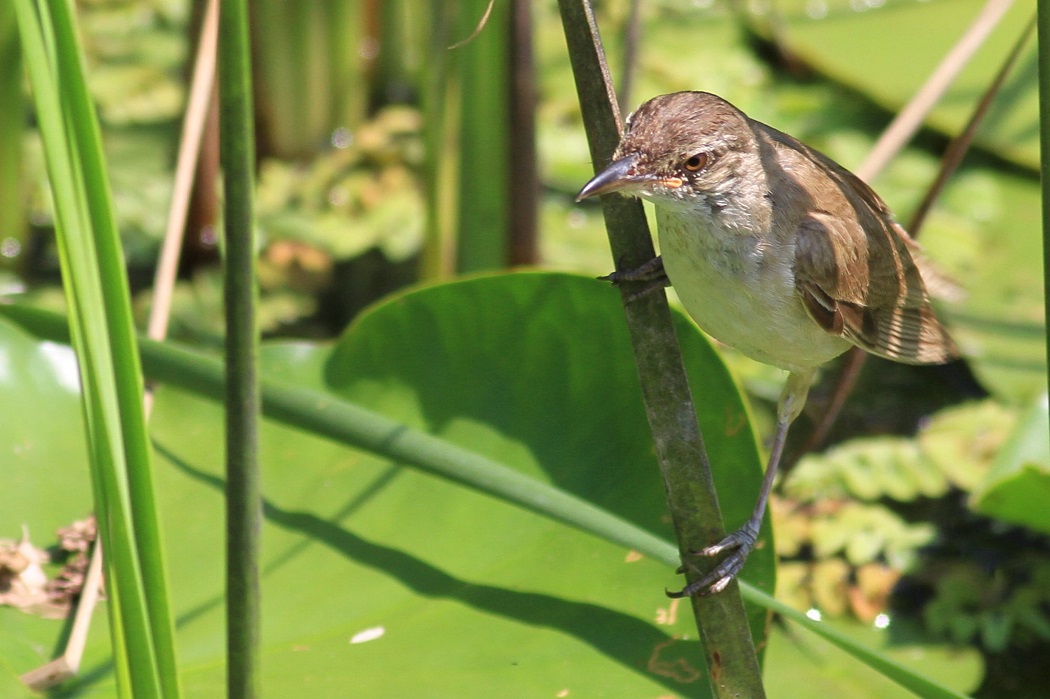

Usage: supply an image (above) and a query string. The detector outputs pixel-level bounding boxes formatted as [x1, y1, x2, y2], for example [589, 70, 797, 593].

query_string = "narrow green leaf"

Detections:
[13, 0, 178, 695]
[47, 4, 180, 694]
[454, 0, 511, 271]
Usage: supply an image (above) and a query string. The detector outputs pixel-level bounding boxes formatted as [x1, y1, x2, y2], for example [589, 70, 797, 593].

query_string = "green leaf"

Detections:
[764, 618, 982, 699]
[3, 272, 974, 697]
[0, 272, 770, 696]
[15, 0, 179, 693]
[970, 396, 1050, 533]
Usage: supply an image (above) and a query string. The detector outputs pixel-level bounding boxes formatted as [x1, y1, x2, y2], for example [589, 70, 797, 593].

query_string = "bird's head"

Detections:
[576, 91, 755, 213]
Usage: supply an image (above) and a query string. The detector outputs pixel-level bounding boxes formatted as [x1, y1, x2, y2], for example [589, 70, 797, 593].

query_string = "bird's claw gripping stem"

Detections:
[599, 256, 670, 302]
[667, 520, 761, 598]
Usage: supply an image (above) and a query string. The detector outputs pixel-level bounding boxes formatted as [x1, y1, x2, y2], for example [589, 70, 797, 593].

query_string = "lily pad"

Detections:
[0, 272, 772, 696]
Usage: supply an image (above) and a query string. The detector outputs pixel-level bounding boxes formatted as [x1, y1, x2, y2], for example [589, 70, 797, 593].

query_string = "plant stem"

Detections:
[555, 2, 766, 697]
[218, 0, 261, 696]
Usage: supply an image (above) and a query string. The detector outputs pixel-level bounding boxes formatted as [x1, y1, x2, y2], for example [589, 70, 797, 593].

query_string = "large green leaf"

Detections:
[0, 272, 772, 696]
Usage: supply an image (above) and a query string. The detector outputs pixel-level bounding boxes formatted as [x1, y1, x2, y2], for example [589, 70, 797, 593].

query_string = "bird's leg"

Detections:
[600, 256, 670, 301]
[670, 368, 815, 597]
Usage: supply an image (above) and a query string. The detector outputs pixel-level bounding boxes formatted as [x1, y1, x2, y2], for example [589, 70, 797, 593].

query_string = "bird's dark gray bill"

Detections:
[575, 154, 641, 202]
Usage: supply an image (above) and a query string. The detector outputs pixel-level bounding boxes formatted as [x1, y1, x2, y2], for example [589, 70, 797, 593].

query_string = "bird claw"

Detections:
[699, 525, 756, 557]
[668, 525, 759, 598]
[599, 256, 670, 302]
[600, 255, 665, 283]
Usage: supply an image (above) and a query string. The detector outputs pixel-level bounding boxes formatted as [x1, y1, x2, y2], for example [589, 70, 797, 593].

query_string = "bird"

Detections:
[576, 91, 958, 596]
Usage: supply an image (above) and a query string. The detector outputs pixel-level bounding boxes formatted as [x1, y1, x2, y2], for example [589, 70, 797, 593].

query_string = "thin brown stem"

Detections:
[557, 1, 766, 697]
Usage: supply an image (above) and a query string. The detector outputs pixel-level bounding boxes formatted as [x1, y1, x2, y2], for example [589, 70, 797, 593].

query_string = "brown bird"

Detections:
[577, 91, 958, 596]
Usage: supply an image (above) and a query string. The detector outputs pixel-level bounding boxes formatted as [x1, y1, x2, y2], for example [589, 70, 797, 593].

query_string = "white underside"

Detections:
[656, 207, 850, 372]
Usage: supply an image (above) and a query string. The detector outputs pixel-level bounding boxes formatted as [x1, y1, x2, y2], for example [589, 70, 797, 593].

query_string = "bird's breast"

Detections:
[656, 208, 850, 371]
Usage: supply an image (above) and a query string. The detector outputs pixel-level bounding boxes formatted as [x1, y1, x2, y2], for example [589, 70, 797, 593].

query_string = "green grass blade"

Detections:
[13, 0, 179, 695]
[15, 6, 157, 696]
[46, 5, 180, 694]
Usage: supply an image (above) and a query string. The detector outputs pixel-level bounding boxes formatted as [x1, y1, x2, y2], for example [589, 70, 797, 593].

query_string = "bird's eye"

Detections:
[684, 153, 709, 172]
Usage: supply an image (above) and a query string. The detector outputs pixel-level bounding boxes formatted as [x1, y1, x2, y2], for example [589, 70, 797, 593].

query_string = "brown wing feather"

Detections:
[785, 151, 958, 365]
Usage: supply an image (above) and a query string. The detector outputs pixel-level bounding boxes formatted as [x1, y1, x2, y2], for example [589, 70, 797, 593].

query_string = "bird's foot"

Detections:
[600, 255, 666, 283]
[668, 523, 759, 598]
[599, 256, 669, 302]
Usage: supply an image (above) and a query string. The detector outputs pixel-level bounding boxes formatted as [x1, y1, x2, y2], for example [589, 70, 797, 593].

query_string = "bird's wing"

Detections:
[792, 201, 958, 365]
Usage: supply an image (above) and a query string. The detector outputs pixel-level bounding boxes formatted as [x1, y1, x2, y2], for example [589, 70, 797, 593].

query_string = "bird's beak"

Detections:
[575, 154, 645, 202]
